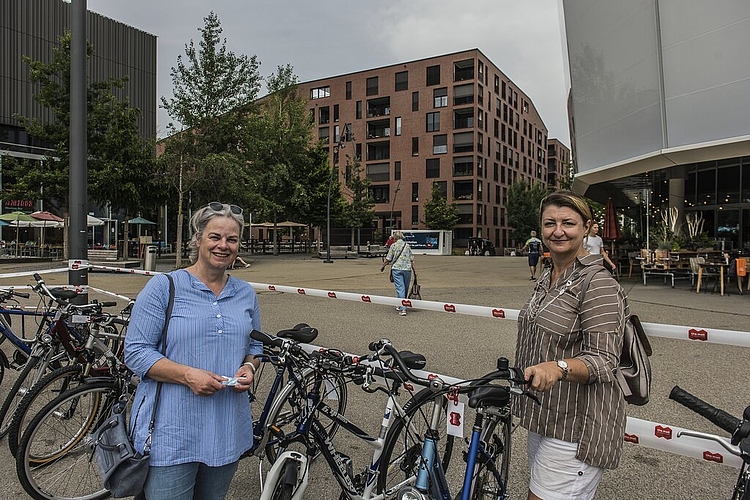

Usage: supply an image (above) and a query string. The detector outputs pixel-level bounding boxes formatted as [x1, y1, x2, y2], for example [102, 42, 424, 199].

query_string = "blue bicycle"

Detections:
[376, 344, 538, 500]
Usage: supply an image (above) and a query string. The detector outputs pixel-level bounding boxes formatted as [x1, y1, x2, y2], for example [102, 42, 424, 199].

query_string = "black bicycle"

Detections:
[670, 386, 750, 500]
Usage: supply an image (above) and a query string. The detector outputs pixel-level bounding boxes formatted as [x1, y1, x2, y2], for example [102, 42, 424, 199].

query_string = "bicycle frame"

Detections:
[261, 366, 414, 500]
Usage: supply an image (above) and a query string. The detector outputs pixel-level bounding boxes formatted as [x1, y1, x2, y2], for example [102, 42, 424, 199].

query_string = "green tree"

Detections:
[159, 11, 262, 266]
[242, 64, 329, 254]
[4, 32, 160, 257]
[506, 179, 548, 245]
[338, 156, 375, 249]
[423, 182, 459, 230]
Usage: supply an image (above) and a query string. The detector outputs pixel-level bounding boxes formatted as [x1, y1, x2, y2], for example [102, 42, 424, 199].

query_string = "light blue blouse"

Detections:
[124, 269, 263, 466]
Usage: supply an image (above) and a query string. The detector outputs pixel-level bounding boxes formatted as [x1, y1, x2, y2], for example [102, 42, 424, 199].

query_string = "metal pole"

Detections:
[69, 0, 88, 303]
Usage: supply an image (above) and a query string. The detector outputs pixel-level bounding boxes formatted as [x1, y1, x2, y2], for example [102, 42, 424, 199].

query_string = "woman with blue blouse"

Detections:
[125, 202, 262, 500]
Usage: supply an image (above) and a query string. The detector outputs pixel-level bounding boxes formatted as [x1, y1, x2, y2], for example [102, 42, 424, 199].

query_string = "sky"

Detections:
[86, 0, 571, 145]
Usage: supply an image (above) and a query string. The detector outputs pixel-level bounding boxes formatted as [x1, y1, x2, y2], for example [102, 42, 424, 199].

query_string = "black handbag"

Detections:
[408, 271, 422, 300]
[94, 273, 174, 498]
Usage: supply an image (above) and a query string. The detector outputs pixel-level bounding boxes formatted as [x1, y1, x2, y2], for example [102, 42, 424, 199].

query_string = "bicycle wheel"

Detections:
[0, 353, 44, 437]
[263, 367, 348, 462]
[16, 379, 120, 500]
[376, 387, 456, 496]
[470, 407, 513, 499]
[269, 461, 296, 500]
[7, 364, 84, 457]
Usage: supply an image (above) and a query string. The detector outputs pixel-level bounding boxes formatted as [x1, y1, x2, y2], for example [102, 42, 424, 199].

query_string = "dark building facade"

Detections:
[296, 49, 567, 251]
[0, 0, 156, 245]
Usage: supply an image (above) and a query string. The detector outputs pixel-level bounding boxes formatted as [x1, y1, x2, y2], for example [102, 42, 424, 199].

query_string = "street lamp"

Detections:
[325, 123, 354, 263]
[388, 179, 401, 237]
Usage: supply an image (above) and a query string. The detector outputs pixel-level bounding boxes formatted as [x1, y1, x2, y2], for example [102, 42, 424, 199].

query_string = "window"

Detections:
[345, 81, 352, 100]
[412, 182, 419, 202]
[457, 204, 473, 224]
[366, 77, 378, 96]
[368, 185, 389, 204]
[395, 161, 401, 181]
[426, 65, 441, 86]
[366, 163, 390, 182]
[356, 101, 362, 119]
[426, 112, 440, 132]
[426, 158, 440, 178]
[333, 104, 339, 122]
[310, 86, 330, 99]
[334, 125, 340, 143]
[395, 117, 402, 136]
[412, 137, 419, 156]
[412, 205, 419, 226]
[319, 127, 330, 143]
[433, 87, 448, 108]
[433, 135, 447, 154]
[395, 71, 408, 91]
[412, 91, 419, 111]
[319, 106, 330, 125]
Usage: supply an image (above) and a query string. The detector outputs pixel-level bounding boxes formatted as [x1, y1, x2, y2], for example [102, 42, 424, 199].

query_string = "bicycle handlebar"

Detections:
[0, 288, 30, 300]
[669, 385, 740, 435]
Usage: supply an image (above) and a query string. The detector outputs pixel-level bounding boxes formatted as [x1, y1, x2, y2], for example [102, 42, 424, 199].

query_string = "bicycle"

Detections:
[0, 273, 118, 439]
[6, 304, 129, 457]
[669, 386, 750, 499]
[374, 341, 536, 500]
[254, 333, 449, 500]
[15, 323, 348, 500]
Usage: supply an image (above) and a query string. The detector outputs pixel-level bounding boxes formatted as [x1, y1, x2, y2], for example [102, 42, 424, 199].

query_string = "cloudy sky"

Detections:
[87, 0, 571, 145]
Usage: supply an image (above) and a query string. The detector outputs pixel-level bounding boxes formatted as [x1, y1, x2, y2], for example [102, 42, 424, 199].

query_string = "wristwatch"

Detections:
[556, 359, 569, 381]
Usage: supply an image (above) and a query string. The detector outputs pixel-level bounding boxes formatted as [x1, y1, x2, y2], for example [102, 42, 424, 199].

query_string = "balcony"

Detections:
[367, 118, 391, 140]
[367, 97, 391, 118]
[366, 141, 390, 161]
[453, 180, 474, 200]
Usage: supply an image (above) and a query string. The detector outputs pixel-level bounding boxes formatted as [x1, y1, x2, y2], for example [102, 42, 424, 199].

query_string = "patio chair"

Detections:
[694, 256, 720, 293]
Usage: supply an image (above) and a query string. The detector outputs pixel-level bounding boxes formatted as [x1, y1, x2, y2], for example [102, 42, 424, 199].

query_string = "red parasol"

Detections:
[602, 198, 621, 256]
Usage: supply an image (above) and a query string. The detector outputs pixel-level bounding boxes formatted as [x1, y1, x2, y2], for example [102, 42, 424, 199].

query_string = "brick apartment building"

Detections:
[547, 138, 571, 189]
[296, 48, 569, 251]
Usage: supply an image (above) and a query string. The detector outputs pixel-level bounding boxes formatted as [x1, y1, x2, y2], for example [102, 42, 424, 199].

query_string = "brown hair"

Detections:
[539, 190, 592, 225]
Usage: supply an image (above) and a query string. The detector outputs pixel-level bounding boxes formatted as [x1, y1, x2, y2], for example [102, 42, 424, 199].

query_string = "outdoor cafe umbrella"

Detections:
[30, 211, 64, 248]
[0, 211, 36, 254]
[602, 198, 621, 257]
[128, 216, 156, 239]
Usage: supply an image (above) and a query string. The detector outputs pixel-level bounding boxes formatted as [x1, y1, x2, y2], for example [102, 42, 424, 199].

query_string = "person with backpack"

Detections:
[521, 230, 543, 280]
[513, 191, 627, 500]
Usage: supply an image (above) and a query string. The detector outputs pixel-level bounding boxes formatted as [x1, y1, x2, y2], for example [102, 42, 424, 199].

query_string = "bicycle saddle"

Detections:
[276, 323, 318, 343]
[468, 386, 510, 409]
[49, 288, 79, 301]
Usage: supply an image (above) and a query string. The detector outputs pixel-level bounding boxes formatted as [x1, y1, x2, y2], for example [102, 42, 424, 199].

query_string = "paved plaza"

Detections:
[0, 253, 748, 498]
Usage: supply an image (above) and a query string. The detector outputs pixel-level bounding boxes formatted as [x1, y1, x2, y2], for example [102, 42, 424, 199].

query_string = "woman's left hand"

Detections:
[524, 361, 564, 392]
[231, 365, 255, 392]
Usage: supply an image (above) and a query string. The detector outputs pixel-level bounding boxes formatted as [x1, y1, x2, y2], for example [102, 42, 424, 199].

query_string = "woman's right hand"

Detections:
[184, 367, 226, 396]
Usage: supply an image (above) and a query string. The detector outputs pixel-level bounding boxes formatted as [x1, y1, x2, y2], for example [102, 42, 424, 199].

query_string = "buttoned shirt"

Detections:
[512, 253, 627, 469]
[124, 269, 263, 466]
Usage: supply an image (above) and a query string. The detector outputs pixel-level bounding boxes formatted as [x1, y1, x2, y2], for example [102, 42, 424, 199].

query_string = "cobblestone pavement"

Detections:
[0, 253, 747, 499]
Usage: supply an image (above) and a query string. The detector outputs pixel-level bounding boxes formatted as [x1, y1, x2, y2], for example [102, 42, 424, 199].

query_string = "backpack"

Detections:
[528, 239, 541, 253]
[579, 267, 653, 405]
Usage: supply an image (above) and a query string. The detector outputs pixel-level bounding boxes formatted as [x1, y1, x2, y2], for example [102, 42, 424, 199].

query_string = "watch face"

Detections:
[557, 360, 568, 369]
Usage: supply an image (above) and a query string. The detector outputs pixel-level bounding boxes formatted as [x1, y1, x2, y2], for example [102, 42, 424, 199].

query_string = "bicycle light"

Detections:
[396, 486, 427, 500]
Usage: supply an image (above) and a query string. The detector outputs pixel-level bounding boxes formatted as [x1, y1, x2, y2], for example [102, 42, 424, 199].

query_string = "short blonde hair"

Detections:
[539, 190, 592, 226]
[392, 231, 404, 240]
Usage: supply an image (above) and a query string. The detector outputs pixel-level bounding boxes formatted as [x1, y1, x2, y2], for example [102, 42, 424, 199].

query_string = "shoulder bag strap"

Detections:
[390, 242, 405, 265]
[144, 273, 175, 453]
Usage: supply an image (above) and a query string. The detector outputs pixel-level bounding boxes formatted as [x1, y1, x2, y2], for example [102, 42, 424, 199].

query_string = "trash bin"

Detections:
[144, 244, 158, 271]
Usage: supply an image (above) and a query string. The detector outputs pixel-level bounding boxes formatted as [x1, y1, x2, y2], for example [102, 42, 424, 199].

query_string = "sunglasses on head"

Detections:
[208, 202, 243, 215]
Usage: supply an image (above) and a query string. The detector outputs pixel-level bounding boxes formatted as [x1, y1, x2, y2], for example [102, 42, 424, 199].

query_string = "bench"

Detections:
[88, 249, 118, 261]
[318, 246, 358, 259]
[358, 245, 388, 258]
